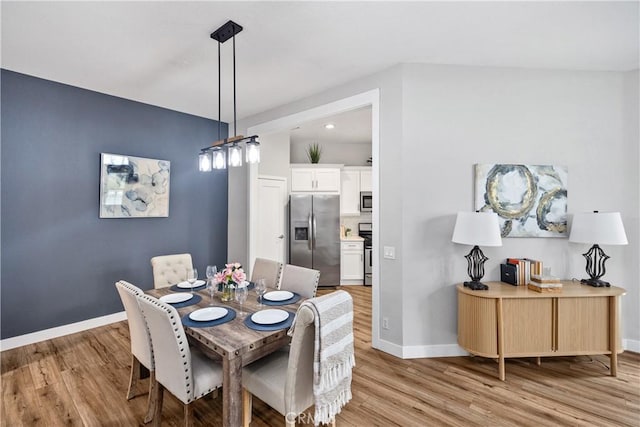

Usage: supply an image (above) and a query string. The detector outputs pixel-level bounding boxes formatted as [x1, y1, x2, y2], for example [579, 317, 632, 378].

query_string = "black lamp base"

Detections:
[581, 278, 611, 287]
[464, 281, 489, 291]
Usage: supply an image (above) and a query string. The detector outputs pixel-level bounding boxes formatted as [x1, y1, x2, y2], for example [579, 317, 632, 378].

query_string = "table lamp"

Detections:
[568, 211, 628, 287]
[452, 211, 502, 290]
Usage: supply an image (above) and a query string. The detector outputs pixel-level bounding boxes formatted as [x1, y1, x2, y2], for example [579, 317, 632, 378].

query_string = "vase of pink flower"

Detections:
[214, 262, 246, 302]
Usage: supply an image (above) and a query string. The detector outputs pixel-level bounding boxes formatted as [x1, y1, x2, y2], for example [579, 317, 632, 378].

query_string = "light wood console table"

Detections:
[457, 281, 625, 381]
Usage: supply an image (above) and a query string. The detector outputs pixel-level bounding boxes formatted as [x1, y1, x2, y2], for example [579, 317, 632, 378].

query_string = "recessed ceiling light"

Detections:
[324, 123, 335, 130]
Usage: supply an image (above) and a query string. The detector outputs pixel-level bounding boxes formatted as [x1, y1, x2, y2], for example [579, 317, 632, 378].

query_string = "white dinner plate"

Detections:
[189, 307, 228, 322]
[251, 309, 289, 325]
[159, 293, 193, 304]
[263, 290, 294, 302]
[177, 279, 206, 289]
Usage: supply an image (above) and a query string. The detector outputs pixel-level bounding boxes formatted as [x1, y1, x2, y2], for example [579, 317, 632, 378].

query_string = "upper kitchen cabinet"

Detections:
[290, 164, 342, 193]
[340, 166, 372, 215]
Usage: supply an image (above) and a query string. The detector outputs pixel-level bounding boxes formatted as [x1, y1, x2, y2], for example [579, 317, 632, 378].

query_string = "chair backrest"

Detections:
[250, 258, 283, 289]
[150, 253, 193, 289]
[284, 305, 316, 415]
[115, 280, 153, 370]
[279, 264, 320, 298]
[136, 294, 194, 404]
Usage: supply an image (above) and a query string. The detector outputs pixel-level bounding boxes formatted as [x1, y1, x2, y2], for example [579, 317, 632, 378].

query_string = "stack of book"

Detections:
[528, 275, 563, 293]
[500, 258, 543, 286]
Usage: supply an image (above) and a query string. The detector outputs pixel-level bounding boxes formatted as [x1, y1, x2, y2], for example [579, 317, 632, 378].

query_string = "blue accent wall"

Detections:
[1, 69, 229, 339]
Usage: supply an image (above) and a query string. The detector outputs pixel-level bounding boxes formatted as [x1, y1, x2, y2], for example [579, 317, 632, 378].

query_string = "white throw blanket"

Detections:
[291, 290, 355, 425]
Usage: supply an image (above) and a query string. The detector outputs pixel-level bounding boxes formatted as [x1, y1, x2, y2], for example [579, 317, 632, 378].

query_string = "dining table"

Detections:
[146, 284, 303, 427]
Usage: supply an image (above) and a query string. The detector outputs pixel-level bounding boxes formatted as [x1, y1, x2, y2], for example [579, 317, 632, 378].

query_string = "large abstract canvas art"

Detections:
[475, 164, 568, 237]
[100, 153, 170, 218]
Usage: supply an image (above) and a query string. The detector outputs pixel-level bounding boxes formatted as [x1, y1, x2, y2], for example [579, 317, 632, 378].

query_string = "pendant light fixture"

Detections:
[199, 20, 260, 171]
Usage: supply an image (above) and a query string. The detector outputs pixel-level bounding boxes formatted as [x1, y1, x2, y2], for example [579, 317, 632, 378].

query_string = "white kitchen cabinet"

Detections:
[290, 166, 341, 193]
[340, 167, 372, 215]
[340, 170, 360, 215]
[340, 240, 364, 285]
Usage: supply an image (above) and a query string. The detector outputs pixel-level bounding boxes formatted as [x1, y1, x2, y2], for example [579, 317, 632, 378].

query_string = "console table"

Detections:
[457, 281, 625, 381]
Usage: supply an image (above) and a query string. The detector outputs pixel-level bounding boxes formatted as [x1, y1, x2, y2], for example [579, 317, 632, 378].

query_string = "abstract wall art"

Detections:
[100, 153, 170, 218]
[474, 164, 568, 237]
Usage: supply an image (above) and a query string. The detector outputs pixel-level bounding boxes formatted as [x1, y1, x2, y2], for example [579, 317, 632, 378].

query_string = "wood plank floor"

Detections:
[2, 285, 639, 426]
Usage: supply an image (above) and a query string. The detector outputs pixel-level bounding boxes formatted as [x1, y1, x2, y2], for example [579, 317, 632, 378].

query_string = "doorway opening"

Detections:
[247, 89, 381, 350]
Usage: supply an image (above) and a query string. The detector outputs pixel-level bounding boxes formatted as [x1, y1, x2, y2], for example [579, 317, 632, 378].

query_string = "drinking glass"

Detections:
[235, 283, 248, 315]
[187, 267, 198, 295]
[206, 265, 217, 281]
[207, 279, 217, 305]
[255, 279, 267, 307]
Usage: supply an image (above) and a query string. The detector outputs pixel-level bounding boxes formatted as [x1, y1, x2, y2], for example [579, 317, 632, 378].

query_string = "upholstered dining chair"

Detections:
[136, 294, 223, 427]
[242, 304, 317, 427]
[278, 264, 321, 298]
[250, 257, 283, 289]
[242, 291, 354, 427]
[150, 253, 193, 289]
[115, 280, 156, 424]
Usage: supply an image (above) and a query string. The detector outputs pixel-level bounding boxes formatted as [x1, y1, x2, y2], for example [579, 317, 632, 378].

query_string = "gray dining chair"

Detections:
[136, 293, 223, 426]
[242, 290, 355, 427]
[278, 264, 320, 298]
[115, 280, 157, 424]
[242, 304, 320, 427]
[150, 253, 193, 289]
[251, 257, 283, 288]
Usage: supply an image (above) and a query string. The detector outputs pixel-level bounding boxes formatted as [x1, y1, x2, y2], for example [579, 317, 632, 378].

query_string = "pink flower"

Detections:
[232, 270, 246, 284]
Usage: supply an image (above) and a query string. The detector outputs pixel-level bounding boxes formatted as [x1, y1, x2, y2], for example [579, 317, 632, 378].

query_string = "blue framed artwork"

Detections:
[100, 153, 170, 218]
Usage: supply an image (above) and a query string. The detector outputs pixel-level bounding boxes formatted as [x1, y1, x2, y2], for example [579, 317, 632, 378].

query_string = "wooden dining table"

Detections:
[147, 285, 303, 427]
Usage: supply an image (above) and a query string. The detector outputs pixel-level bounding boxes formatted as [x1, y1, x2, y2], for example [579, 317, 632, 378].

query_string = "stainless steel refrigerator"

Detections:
[289, 194, 340, 287]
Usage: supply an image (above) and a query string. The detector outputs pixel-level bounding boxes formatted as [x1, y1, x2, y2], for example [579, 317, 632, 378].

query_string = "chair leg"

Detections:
[143, 371, 158, 423]
[127, 354, 142, 400]
[285, 415, 295, 427]
[242, 388, 252, 427]
[152, 383, 164, 427]
[184, 402, 194, 427]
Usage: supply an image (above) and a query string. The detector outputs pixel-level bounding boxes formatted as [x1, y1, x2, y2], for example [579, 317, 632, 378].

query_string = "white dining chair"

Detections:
[251, 257, 283, 288]
[150, 253, 193, 289]
[242, 291, 355, 427]
[278, 264, 320, 298]
[115, 280, 157, 423]
[136, 293, 223, 427]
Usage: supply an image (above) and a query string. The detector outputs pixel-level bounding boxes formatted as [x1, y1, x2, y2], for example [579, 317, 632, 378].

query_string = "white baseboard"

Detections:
[373, 338, 404, 358]
[624, 339, 640, 353]
[0, 311, 126, 352]
[373, 339, 468, 359]
[402, 344, 468, 359]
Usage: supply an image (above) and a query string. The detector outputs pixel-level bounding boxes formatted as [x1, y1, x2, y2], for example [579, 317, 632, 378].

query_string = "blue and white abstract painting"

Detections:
[100, 153, 170, 218]
[475, 164, 568, 238]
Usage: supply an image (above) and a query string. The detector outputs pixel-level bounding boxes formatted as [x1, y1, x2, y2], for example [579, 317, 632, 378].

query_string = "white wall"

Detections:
[235, 63, 639, 354]
[258, 131, 291, 178]
[401, 64, 639, 348]
[237, 66, 405, 345]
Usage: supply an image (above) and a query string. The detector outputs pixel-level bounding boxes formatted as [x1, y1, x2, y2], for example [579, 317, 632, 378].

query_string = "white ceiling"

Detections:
[2, 1, 638, 124]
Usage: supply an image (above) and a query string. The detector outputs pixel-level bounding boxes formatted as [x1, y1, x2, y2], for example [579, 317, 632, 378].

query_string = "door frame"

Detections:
[247, 89, 381, 350]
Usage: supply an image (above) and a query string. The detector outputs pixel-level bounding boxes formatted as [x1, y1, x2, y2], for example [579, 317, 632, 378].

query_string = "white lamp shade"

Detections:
[199, 151, 212, 172]
[452, 212, 502, 247]
[569, 212, 628, 245]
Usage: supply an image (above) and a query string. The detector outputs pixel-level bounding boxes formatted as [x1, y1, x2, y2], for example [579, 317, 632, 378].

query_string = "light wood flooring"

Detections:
[2, 286, 639, 426]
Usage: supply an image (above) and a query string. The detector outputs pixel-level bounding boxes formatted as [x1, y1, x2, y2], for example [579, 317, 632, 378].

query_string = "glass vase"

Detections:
[220, 283, 234, 302]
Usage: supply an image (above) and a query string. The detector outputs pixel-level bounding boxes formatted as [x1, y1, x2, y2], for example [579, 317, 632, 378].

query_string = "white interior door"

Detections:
[256, 176, 287, 264]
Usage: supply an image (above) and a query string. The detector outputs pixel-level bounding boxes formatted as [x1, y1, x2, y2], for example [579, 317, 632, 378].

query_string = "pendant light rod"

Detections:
[217, 39, 221, 141]
[233, 30, 237, 137]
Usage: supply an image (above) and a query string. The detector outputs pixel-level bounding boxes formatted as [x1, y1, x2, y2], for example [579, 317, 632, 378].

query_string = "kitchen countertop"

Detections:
[341, 236, 364, 241]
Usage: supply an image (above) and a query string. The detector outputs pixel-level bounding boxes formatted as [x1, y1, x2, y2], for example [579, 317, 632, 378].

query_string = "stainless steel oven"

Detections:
[360, 191, 372, 212]
[358, 222, 372, 286]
